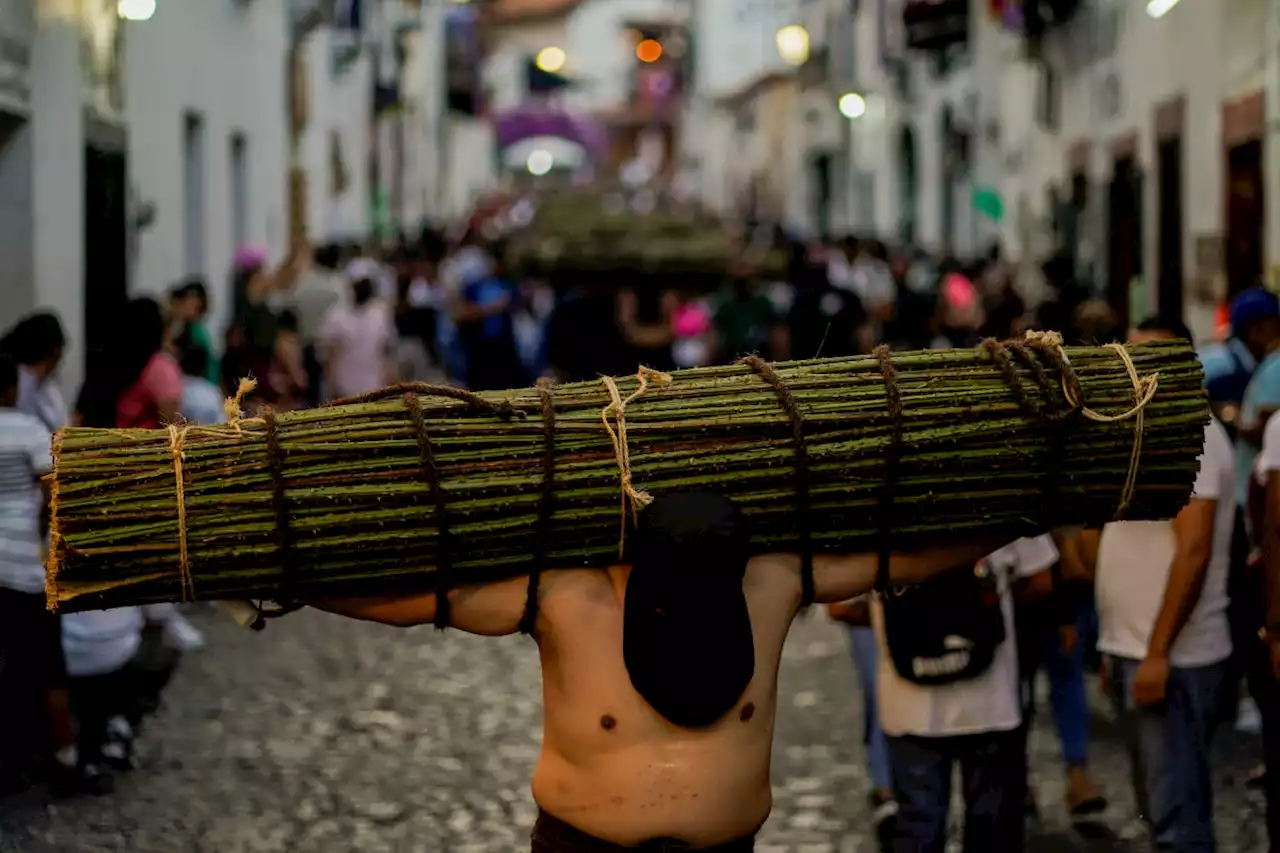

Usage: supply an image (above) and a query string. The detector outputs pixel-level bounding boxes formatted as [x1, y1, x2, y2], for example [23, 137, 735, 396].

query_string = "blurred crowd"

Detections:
[0, 220, 1276, 853]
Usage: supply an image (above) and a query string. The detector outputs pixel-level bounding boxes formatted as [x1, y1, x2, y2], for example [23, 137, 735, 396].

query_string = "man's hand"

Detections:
[826, 598, 871, 626]
[1060, 623, 1079, 654]
[1267, 632, 1280, 680]
[1132, 655, 1171, 707]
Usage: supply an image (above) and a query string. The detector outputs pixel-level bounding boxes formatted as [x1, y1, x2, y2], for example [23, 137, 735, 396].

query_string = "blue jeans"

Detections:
[1108, 655, 1227, 853]
[887, 727, 1026, 853]
[848, 627, 892, 791]
[1038, 609, 1090, 767]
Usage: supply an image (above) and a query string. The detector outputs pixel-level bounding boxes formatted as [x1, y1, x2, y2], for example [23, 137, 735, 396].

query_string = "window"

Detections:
[229, 132, 248, 251]
[182, 111, 205, 278]
[1036, 63, 1059, 131]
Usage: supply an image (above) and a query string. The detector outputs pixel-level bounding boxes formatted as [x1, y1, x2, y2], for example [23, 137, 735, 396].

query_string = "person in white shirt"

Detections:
[1071, 323, 1235, 852]
[319, 276, 397, 400]
[0, 356, 109, 796]
[872, 535, 1057, 853]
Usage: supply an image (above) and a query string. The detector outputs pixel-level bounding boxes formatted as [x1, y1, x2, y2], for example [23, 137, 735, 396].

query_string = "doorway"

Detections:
[940, 105, 955, 254]
[1107, 156, 1142, 330]
[1156, 135, 1184, 320]
[898, 125, 917, 244]
[1225, 139, 1264, 296]
[811, 153, 832, 239]
[83, 143, 128, 377]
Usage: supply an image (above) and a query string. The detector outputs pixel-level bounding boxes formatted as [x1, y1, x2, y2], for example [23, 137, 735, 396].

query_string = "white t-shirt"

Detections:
[61, 607, 144, 678]
[0, 409, 53, 595]
[1095, 419, 1235, 667]
[319, 300, 396, 399]
[873, 535, 1057, 738]
[1255, 412, 1280, 484]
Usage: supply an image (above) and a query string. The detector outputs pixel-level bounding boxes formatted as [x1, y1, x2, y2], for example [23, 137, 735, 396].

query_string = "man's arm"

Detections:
[811, 536, 1008, 604]
[1146, 499, 1216, 658]
[1130, 498, 1217, 706]
[312, 575, 529, 637]
[1057, 529, 1099, 583]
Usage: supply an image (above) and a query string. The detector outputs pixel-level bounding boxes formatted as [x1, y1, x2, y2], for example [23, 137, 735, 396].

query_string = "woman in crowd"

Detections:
[320, 276, 397, 400]
[169, 279, 218, 385]
[268, 310, 310, 412]
[0, 311, 70, 432]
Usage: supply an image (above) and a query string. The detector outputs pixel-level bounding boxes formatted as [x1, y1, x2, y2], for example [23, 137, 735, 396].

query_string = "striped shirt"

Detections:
[0, 408, 53, 594]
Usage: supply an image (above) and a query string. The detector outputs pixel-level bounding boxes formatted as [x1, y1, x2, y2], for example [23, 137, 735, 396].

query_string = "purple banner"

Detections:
[493, 109, 608, 158]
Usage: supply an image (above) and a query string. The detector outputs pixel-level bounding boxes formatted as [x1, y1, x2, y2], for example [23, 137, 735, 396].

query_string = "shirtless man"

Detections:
[317, 492, 1007, 850]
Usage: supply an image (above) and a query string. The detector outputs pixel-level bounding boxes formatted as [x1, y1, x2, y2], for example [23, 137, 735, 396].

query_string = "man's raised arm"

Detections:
[312, 575, 529, 636]
[811, 536, 1009, 604]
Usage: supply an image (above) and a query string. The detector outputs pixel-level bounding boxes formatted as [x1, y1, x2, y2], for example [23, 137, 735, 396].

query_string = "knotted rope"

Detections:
[740, 355, 816, 606]
[600, 366, 672, 557]
[520, 378, 558, 636]
[1020, 330, 1159, 519]
[166, 377, 259, 602]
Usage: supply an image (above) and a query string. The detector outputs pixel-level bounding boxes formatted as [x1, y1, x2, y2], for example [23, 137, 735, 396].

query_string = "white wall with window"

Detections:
[126, 0, 289, 339]
[994, 0, 1268, 336]
[296, 23, 372, 245]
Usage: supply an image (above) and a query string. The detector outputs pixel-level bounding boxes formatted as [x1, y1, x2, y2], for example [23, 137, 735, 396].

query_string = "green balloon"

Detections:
[973, 186, 1004, 223]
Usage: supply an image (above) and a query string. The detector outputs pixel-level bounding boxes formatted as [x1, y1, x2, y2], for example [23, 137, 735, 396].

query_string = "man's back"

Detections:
[531, 559, 800, 847]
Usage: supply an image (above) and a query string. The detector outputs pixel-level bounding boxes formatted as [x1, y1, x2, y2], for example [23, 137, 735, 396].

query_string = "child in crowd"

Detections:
[0, 356, 109, 796]
[176, 332, 226, 426]
[62, 604, 192, 774]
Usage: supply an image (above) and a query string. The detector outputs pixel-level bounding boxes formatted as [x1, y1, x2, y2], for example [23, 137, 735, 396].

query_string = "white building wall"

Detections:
[125, 0, 289, 339]
[689, 0, 803, 218]
[1003, 0, 1266, 336]
[485, 20, 567, 112]
[698, 0, 799, 97]
[402, 2, 445, 230]
[562, 0, 683, 111]
[443, 117, 498, 220]
[32, 0, 82, 333]
[299, 27, 373, 246]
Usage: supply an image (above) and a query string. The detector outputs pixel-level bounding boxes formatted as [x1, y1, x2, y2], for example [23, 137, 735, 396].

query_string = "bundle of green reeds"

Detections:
[46, 337, 1208, 613]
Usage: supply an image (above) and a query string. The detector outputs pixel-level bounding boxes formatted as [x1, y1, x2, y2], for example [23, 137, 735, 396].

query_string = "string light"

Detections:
[117, 0, 156, 20]
[535, 47, 566, 73]
[636, 39, 663, 63]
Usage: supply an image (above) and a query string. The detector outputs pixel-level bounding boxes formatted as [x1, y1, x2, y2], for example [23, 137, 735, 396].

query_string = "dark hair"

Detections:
[1136, 314, 1193, 342]
[115, 297, 167, 392]
[277, 309, 300, 333]
[174, 328, 208, 379]
[351, 277, 376, 306]
[76, 298, 166, 428]
[0, 312, 66, 366]
[0, 354, 17, 401]
[186, 279, 209, 313]
[314, 243, 343, 270]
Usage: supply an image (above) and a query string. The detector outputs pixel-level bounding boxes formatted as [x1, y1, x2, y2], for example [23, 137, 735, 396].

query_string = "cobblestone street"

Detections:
[0, 609, 1269, 853]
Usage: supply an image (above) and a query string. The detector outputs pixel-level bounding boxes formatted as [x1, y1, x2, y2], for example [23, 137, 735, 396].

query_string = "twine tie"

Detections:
[600, 366, 672, 557]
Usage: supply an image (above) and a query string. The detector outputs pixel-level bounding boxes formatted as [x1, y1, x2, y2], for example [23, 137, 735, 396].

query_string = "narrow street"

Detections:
[0, 609, 1269, 853]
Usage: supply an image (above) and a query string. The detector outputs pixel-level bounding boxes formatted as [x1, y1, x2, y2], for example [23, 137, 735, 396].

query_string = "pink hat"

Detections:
[234, 246, 269, 273]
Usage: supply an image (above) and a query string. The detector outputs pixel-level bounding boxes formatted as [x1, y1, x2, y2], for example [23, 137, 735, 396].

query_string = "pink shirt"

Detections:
[117, 352, 184, 429]
[320, 300, 394, 399]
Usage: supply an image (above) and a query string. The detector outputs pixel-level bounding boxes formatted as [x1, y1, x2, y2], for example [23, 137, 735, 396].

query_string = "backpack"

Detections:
[880, 560, 1007, 686]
